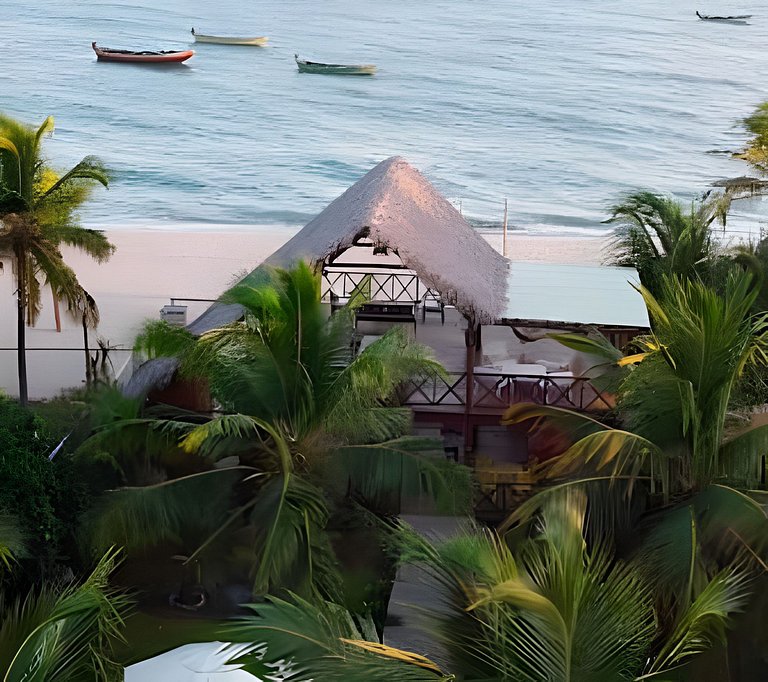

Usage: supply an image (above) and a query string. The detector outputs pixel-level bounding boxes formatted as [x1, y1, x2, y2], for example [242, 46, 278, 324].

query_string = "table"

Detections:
[354, 301, 417, 335]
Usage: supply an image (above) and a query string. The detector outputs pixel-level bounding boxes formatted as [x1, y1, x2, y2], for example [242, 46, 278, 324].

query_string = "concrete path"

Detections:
[383, 514, 470, 672]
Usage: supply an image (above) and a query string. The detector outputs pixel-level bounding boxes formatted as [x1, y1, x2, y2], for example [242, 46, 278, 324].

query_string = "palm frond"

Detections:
[248, 473, 340, 600]
[40, 224, 114, 262]
[0, 513, 26, 571]
[0, 548, 130, 682]
[645, 569, 750, 676]
[82, 467, 254, 555]
[133, 319, 197, 360]
[335, 436, 472, 515]
[35, 156, 111, 207]
[223, 593, 451, 681]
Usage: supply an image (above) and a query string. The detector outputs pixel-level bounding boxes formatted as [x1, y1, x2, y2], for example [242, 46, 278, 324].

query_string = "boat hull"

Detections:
[193, 34, 268, 46]
[295, 59, 376, 76]
[92, 43, 194, 63]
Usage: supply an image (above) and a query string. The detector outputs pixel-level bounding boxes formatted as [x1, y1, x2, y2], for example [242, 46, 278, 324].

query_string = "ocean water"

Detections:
[2, 0, 768, 236]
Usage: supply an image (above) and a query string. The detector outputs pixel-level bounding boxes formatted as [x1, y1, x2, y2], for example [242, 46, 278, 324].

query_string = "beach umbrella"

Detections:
[125, 642, 258, 681]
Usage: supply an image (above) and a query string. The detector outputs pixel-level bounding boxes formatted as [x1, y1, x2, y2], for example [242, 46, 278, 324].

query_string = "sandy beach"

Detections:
[0, 227, 606, 399]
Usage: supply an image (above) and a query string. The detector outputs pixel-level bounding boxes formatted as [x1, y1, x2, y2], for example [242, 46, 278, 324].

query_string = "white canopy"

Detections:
[125, 642, 257, 681]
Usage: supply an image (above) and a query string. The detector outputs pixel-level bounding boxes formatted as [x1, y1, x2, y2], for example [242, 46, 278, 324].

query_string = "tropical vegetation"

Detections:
[0, 522, 129, 682]
[606, 190, 733, 294]
[222, 492, 749, 681]
[76, 263, 468, 606]
[0, 113, 113, 405]
[501, 271, 768, 675]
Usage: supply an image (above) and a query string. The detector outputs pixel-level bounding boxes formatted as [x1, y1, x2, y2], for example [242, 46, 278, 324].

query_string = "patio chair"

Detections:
[420, 288, 445, 324]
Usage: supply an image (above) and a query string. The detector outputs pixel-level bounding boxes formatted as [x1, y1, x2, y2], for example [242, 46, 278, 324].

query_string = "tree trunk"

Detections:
[82, 314, 92, 388]
[52, 290, 61, 332]
[14, 246, 28, 406]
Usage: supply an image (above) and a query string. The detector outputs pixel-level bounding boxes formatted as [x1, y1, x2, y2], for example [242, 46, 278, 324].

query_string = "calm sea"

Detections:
[2, 0, 768, 236]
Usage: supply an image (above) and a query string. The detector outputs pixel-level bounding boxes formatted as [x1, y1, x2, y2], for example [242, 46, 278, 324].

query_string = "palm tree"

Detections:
[503, 272, 768, 610]
[79, 263, 467, 600]
[223, 492, 748, 681]
[607, 191, 730, 293]
[0, 113, 113, 405]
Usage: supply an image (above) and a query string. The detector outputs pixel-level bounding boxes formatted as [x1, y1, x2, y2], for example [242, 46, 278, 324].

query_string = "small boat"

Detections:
[295, 54, 376, 76]
[92, 42, 194, 63]
[696, 11, 752, 22]
[191, 28, 268, 46]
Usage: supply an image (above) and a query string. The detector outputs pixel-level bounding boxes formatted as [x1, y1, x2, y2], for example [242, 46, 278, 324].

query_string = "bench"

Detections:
[355, 302, 417, 335]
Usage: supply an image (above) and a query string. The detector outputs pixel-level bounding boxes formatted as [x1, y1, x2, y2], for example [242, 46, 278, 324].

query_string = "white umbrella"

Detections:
[125, 642, 259, 681]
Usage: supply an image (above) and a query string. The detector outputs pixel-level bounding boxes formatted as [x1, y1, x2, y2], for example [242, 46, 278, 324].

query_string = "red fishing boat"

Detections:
[92, 42, 194, 63]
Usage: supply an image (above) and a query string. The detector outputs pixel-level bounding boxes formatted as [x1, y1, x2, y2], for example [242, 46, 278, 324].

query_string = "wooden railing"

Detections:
[322, 269, 425, 303]
[402, 372, 614, 412]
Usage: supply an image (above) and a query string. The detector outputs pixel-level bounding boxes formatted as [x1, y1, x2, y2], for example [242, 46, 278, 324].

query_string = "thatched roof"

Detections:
[121, 356, 180, 399]
[188, 157, 508, 334]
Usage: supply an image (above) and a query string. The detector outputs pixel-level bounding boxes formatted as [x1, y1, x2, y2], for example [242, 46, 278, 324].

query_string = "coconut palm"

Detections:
[0, 113, 113, 405]
[223, 493, 749, 681]
[607, 191, 730, 293]
[0, 544, 130, 682]
[80, 263, 467, 600]
[503, 272, 768, 606]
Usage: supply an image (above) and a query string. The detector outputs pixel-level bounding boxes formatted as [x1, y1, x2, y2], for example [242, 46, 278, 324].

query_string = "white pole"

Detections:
[502, 198, 508, 257]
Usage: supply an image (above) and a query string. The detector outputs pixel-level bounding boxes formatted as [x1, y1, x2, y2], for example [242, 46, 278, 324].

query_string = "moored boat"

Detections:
[294, 54, 376, 76]
[92, 42, 194, 63]
[191, 28, 268, 46]
[696, 10, 752, 22]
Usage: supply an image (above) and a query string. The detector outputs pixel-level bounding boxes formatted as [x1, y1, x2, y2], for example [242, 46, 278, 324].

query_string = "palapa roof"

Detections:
[188, 156, 508, 334]
[121, 356, 180, 399]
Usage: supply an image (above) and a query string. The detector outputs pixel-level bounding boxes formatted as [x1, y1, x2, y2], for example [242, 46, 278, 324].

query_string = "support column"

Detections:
[462, 322, 478, 461]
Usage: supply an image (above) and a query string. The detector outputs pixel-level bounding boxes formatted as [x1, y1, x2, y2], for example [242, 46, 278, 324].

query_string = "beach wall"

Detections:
[0, 228, 291, 400]
[0, 228, 602, 400]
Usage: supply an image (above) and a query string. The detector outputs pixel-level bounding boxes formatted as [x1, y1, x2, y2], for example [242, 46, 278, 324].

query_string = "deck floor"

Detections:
[355, 306, 579, 373]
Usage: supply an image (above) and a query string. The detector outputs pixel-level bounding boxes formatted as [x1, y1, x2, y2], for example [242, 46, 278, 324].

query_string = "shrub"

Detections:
[0, 395, 90, 582]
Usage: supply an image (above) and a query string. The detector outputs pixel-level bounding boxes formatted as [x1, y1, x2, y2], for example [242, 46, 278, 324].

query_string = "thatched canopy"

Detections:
[121, 356, 180, 399]
[188, 157, 508, 334]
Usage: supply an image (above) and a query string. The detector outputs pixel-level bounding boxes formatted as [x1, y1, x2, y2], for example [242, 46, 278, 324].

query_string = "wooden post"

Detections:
[463, 323, 477, 458]
[502, 198, 509, 258]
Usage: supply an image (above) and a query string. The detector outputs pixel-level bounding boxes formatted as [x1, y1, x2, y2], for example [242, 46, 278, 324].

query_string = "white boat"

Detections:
[294, 54, 376, 76]
[191, 29, 268, 46]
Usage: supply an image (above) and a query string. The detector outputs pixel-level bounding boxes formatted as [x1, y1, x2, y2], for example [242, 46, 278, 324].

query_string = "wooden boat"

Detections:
[295, 54, 376, 76]
[92, 42, 194, 63]
[191, 28, 268, 46]
[696, 11, 752, 22]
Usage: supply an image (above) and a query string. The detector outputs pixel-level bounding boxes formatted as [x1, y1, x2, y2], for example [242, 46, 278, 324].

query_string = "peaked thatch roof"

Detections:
[188, 157, 508, 334]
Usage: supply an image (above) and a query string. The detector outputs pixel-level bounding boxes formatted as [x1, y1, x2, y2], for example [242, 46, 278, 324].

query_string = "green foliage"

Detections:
[0, 548, 130, 681]
[0, 396, 91, 581]
[222, 592, 451, 680]
[133, 320, 196, 360]
[0, 514, 26, 572]
[503, 273, 768, 637]
[740, 102, 768, 172]
[78, 263, 467, 601]
[606, 191, 729, 294]
[246, 495, 748, 681]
